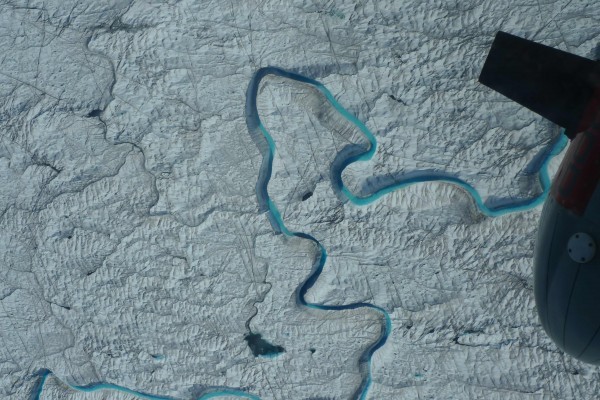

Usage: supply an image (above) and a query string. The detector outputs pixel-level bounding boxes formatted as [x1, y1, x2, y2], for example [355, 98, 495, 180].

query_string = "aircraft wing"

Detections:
[479, 31, 600, 139]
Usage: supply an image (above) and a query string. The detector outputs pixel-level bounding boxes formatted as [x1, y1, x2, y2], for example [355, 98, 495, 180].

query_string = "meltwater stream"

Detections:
[245, 66, 568, 399]
[33, 67, 566, 400]
[31, 368, 260, 400]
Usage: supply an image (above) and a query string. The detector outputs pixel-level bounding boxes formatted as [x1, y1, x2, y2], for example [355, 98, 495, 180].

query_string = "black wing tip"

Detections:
[479, 31, 598, 139]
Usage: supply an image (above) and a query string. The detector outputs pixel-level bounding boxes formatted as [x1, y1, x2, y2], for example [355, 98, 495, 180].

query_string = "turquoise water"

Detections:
[247, 67, 568, 399]
[31, 369, 260, 400]
[32, 66, 567, 400]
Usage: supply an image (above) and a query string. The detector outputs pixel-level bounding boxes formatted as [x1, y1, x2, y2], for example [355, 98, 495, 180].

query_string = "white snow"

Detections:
[0, 0, 598, 399]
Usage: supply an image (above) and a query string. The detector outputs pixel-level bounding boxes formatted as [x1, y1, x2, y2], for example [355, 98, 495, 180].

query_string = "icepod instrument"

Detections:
[479, 31, 600, 363]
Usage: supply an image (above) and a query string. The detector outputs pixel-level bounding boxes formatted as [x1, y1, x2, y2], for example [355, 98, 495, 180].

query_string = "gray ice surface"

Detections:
[0, 0, 599, 399]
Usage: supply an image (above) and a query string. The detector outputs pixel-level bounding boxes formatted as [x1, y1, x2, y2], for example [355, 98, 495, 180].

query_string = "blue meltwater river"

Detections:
[33, 67, 567, 400]
[245, 66, 567, 399]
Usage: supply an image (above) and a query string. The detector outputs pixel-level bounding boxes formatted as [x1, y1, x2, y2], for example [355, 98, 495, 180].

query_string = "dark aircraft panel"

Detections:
[535, 193, 600, 363]
[481, 30, 600, 365]
[536, 197, 580, 350]
[565, 261, 600, 361]
[479, 31, 599, 139]
[533, 196, 560, 335]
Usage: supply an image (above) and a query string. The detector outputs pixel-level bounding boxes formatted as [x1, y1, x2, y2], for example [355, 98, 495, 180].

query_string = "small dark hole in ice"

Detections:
[309, 348, 316, 354]
[244, 333, 285, 357]
[87, 109, 102, 118]
[301, 191, 313, 201]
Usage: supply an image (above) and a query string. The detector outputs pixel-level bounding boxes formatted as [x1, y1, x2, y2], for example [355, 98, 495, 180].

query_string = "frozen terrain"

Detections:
[0, 0, 599, 399]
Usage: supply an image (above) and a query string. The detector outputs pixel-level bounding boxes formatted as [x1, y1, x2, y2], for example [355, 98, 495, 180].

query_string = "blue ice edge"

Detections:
[32, 67, 567, 400]
[246, 66, 568, 399]
[31, 369, 260, 400]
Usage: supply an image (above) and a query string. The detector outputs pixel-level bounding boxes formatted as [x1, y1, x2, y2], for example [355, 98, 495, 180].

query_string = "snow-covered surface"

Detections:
[0, 0, 598, 399]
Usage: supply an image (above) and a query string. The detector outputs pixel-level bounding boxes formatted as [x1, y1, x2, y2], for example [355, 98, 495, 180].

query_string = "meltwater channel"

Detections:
[32, 67, 567, 400]
[245, 66, 568, 400]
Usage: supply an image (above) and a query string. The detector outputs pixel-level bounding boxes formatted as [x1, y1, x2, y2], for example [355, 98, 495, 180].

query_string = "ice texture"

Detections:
[0, 0, 599, 399]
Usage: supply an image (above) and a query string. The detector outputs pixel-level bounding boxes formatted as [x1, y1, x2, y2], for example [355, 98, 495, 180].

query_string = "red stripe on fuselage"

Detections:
[577, 87, 600, 134]
[552, 118, 600, 215]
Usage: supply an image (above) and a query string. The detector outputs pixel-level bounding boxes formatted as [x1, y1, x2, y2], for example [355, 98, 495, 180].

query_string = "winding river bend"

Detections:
[245, 66, 568, 400]
[33, 67, 567, 400]
[31, 368, 260, 400]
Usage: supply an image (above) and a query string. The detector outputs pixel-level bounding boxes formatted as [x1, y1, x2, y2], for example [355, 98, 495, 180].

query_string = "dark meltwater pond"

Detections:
[244, 333, 286, 357]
